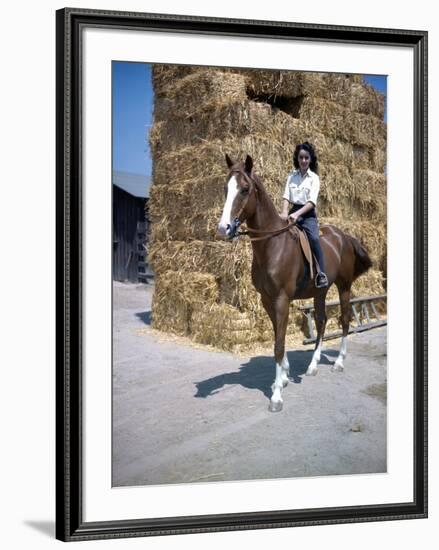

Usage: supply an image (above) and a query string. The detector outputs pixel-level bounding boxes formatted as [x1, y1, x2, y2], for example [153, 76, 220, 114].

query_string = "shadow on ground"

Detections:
[136, 310, 152, 325]
[194, 348, 338, 401]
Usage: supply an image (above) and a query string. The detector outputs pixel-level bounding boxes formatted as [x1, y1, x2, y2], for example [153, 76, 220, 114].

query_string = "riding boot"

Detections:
[315, 271, 329, 288]
[311, 235, 328, 288]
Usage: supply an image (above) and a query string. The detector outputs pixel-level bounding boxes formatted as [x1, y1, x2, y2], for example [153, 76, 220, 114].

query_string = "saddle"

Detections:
[289, 225, 321, 281]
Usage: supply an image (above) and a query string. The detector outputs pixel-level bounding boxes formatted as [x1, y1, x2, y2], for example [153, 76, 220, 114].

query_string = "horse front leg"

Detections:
[268, 292, 290, 413]
[305, 294, 327, 376]
[261, 293, 290, 388]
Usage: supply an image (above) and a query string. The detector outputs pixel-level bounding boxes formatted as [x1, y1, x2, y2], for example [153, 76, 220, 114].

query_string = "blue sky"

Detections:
[112, 63, 387, 178]
[112, 62, 153, 177]
[364, 75, 387, 95]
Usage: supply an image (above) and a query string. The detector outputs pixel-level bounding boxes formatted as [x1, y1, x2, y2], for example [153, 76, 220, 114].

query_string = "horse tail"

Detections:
[349, 235, 373, 279]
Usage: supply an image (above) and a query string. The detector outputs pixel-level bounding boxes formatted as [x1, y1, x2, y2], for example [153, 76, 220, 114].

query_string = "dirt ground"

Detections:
[112, 281, 387, 487]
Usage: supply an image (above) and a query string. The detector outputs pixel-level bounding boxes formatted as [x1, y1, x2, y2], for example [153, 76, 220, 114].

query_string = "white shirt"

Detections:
[283, 168, 320, 206]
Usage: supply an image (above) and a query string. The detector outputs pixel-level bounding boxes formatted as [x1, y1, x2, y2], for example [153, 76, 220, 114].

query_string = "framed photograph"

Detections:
[56, 7, 427, 541]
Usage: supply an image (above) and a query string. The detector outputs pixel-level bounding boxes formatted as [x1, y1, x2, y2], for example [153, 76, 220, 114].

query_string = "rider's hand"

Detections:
[279, 213, 289, 222]
[288, 213, 299, 224]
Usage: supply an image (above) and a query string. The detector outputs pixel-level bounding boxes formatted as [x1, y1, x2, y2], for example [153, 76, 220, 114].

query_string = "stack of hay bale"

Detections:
[148, 65, 387, 351]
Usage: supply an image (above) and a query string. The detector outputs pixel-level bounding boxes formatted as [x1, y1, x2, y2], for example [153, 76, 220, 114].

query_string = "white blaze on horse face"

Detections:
[218, 175, 239, 237]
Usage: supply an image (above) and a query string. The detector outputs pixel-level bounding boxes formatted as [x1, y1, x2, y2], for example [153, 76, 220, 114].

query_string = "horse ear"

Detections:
[225, 154, 234, 169]
[244, 155, 253, 174]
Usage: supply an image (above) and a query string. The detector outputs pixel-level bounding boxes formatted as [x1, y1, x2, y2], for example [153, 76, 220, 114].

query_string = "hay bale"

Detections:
[151, 97, 361, 157]
[319, 164, 355, 204]
[148, 120, 166, 158]
[241, 69, 324, 99]
[148, 238, 262, 311]
[238, 70, 385, 119]
[318, 166, 386, 220]
[351, 170, 387, 221]
[154, 70, 248, 120]
[370, 146, 387, 174]
[315, 136, 354, 169]
[154, 66, 360, 109]
[149, 99, 285, 152]
[150, 136, 297, 204]
[190, 303, 259, 350]
[321, 75, 385, 119]
[351, 144, 386, 173]
[297, 96, 386, 147]
[152, 271, 219, 335]
[148, 239, 234, 279]
[152, 64, 201, 97]
[348, 81, 385, 119]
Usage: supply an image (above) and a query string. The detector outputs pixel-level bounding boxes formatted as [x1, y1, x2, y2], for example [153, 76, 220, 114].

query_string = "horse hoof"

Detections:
[306, 367, 318, 376]
[268, 400, 283, 413]
[331, 363, 344, 373]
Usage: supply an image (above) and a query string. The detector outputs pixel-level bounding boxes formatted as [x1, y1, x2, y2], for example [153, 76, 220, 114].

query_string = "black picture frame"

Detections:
[56, 7, 428, 542]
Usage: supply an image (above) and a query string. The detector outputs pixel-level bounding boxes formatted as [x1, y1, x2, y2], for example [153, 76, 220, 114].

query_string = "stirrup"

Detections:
[315, 272, 328, 288]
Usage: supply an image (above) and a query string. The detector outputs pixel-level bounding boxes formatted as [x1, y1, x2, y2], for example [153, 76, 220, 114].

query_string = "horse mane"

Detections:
[251, 171, 278, 211]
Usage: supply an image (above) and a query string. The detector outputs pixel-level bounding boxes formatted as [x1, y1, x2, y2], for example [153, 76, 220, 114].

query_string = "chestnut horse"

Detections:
[218, 155, 372, 412]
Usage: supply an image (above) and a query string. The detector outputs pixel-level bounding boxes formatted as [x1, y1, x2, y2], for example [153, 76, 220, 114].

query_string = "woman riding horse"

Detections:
[218, 154, 372, 412]
[280, 142, 328, 289]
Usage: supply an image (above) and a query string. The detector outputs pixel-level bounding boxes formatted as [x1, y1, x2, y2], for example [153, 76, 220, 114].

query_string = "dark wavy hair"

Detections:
[293, 142, 319, 174]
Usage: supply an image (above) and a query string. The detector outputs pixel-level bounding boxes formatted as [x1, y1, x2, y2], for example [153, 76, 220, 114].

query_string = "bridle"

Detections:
[228, 168, 295, 241]
[229, 168, 255, 220]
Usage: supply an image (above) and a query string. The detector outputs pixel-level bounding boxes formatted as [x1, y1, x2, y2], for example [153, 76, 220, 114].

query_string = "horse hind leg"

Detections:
[305, 295, 327, 376]
[332, 285, 351, 372]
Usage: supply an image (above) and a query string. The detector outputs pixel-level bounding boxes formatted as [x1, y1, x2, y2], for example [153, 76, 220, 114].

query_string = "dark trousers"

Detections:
[290, 205, 326, 274]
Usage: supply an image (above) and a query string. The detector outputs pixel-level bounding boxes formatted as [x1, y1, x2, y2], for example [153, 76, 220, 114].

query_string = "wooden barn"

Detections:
[113, 171, 150, 282]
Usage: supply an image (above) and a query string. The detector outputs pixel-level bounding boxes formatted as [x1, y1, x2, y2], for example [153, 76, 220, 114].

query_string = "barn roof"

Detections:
[113, 171, 150, 198]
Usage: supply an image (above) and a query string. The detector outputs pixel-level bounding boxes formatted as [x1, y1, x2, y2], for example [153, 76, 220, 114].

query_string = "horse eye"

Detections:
[241, 187, 249, 195]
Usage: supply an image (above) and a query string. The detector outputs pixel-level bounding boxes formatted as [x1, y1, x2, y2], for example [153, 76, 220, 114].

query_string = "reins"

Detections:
[230, 167, 295, 242]
[238, 221, 295, 241]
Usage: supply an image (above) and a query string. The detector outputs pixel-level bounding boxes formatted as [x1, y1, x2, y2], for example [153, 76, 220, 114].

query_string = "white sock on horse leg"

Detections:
[333, 336, 348, 371]
[271, 363, 284, 403]
[306, 339, 322, 375]
[313, 340, 322, 363]
[280, 354, 290, 385]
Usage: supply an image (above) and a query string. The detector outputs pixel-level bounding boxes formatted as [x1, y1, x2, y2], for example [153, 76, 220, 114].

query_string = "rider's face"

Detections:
[298, 150, 311, 173]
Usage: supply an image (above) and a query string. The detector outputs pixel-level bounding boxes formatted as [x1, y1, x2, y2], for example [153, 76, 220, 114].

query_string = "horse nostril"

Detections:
[217, 224, 227, 237]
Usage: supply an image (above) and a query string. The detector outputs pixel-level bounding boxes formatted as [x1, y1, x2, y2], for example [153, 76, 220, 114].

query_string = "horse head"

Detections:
[217, 154, 258, 240]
